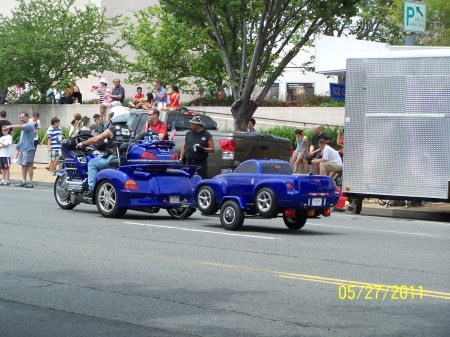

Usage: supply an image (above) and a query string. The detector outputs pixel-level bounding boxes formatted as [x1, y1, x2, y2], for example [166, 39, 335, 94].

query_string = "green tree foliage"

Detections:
[0, 0, 124, 101]
[121, 6, 226, 95]
[158, 0, 358, 131]
[336, 0, 450, 45]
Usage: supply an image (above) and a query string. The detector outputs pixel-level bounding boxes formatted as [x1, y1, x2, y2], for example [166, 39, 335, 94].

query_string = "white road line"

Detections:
[307, 223, 439, 237]
[124, 222, 281, 240]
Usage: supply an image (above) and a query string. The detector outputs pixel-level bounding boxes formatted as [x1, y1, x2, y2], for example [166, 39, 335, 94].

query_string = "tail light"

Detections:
[286, 182, 294, 191]
[322, 208, 331, 217]
[141, 152, 157, 159]
[284, 208, 296, 218]
[219, 139, 235, 160]
[124, 179, 139, 190]
[171, 152, 178, 160]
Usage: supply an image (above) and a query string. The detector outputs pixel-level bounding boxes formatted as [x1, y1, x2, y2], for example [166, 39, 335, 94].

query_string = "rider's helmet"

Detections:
[109, 106, 130, 123]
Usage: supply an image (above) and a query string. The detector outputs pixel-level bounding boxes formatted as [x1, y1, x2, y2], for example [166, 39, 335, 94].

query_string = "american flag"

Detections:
[169, 121, 177, 140]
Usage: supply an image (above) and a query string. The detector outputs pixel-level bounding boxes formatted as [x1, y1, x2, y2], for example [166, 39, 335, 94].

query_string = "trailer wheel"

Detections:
[346, 197, 363, 214]
[220, 201, 245, 231]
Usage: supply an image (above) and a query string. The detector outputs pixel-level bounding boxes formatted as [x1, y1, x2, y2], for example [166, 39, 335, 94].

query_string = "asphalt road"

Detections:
[1, 186, 449, 337]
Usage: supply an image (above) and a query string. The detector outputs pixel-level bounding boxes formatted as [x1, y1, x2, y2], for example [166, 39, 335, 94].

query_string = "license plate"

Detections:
[169, 196, 180, 204]
[311, 198, 322, 206]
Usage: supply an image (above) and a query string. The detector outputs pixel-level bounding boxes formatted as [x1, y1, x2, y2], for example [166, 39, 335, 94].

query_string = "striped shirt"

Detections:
[46, 126, 62, 150]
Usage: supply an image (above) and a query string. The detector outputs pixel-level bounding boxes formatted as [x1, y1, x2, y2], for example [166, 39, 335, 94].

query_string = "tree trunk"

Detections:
[230, 98, 258, 131]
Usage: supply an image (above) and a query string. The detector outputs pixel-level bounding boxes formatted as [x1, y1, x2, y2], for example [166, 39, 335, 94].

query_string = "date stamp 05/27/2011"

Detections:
[338, 284, 423, 300]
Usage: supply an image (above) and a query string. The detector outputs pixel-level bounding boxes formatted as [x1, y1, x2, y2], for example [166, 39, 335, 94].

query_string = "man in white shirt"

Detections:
[311, 139, 343, 177]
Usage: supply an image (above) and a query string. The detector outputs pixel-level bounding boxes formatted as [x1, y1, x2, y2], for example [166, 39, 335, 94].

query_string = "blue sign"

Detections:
[330, 83, 345, 100]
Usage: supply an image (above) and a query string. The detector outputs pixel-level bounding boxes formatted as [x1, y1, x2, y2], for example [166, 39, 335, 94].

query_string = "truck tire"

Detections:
[196, 186, 218, 215]
[346, 197, 363, 214]
[255, 188, 278, 218]
[220, 200, 245, 231]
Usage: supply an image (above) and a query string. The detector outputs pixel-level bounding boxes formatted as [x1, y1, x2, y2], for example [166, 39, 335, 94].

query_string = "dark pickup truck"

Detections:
[128, 109, 291, 178]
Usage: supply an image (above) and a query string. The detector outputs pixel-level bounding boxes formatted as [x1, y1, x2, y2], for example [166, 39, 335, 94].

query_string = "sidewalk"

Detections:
[9, 162, 55, 187]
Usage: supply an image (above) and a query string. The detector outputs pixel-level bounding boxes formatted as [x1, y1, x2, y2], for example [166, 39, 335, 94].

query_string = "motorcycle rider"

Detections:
[76, 106, 131, 197]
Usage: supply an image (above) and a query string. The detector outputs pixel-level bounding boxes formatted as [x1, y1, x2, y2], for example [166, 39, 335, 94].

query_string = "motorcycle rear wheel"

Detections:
[96, 180, 127, 218]
[54, 175, 77, 210]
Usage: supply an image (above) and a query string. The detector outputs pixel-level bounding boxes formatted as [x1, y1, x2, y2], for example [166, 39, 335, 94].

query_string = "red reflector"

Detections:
[323, 208, 331, 217]
[287, 183, 294, 190]
[284, 208, 296, 218]
[141, 152, 157, 159]
[124, 179, 139, 190]
[314, 179, 321, 183]
[219, 139, 236, 151]
[171, 152, 178, 160]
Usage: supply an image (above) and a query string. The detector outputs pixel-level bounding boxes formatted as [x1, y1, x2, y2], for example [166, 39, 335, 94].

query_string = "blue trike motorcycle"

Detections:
[54, 131, 200, 219]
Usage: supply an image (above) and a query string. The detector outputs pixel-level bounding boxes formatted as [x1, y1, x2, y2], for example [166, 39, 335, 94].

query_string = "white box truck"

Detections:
[342, 49, 450, 214]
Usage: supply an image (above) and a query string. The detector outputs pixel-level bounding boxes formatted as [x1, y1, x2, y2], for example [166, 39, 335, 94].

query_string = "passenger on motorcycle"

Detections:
[76, 106, 131, 197]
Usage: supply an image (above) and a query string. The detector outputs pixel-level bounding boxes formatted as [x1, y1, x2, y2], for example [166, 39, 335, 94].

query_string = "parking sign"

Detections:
[404, 1, 426, 33]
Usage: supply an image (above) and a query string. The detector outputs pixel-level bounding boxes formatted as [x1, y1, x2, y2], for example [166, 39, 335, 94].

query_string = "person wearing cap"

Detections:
[179, 115, 215, 179]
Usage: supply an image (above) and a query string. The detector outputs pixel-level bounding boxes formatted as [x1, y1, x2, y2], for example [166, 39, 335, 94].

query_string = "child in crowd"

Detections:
[46, 117, 62, 176]
[0, 125, 13, 185]
[91, 85, 100, 104]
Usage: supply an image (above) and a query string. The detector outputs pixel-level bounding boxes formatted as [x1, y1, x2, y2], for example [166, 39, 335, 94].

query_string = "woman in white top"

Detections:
[291, 128, 309, 174]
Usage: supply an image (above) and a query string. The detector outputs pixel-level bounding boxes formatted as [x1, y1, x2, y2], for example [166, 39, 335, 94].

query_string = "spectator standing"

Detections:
[54, 85, 63, 104]
[68, 113, 82, 137]
[45, 88, 55, 104]
[0, 125, 13, 185]
[155, 81, 168, 108]
[63, 85, 73, 104]
[312, 139, 343, 178]
[0, 111, 11, 130]
[31, 112, 41, 167]
[247, 118, 258, 133]
[291, 128, 309, 174]
[89, 114, 104, 136]
[168, 85, 180, 110]
[303, 125, 330, 174]
[142, 109, 168, 140]
[46, 117, 62, 176]
[7, 112, 35, 188]
[337, 128, 344, 159]
[179, 116, 215, 179]
[79, 116, 91, 135]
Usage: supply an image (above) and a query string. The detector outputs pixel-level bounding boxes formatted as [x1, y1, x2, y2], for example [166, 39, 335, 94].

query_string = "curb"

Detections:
[9, 179, 54, 189]
[358, 206, 450, 222]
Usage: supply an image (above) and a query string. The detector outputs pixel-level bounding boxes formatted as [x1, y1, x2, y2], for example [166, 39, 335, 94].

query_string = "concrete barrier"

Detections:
[1, 104, 345, 131]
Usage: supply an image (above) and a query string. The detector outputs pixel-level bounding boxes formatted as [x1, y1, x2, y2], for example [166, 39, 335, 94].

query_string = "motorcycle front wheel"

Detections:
[54, 175, 77, 210]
